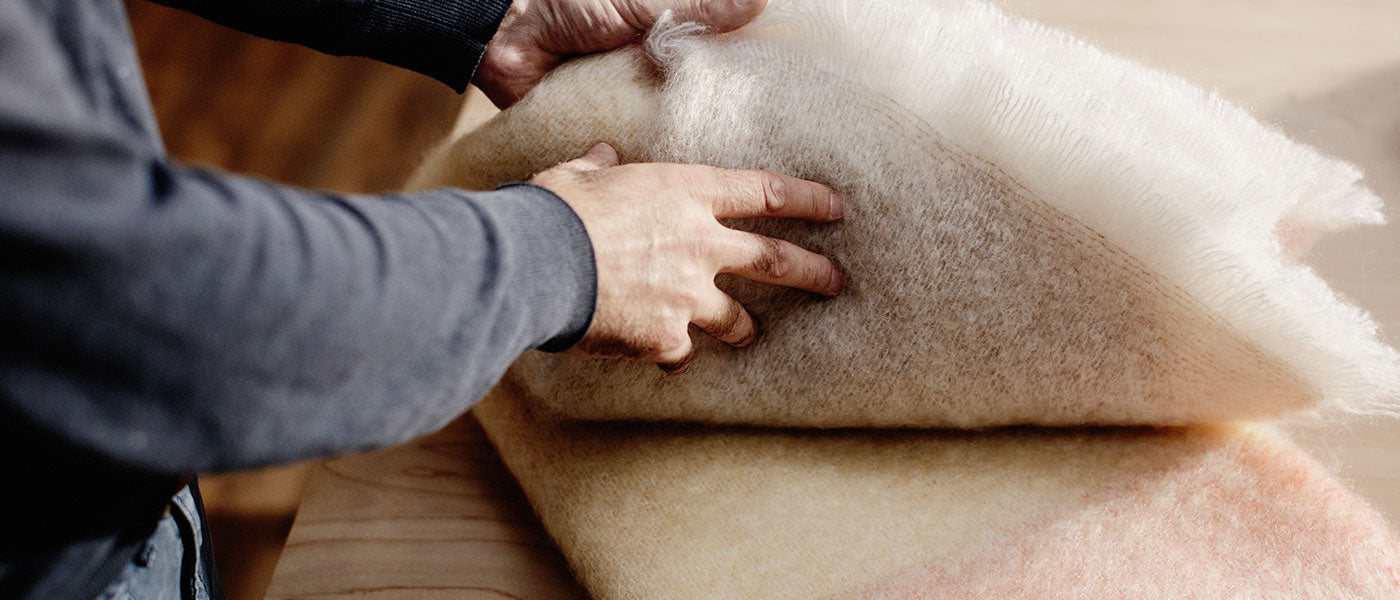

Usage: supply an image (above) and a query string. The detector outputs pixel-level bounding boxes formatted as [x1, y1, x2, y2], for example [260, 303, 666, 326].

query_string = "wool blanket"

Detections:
[408, 0, 1400, 596]
[475, 387, 1400, 598]
[412, 0, 1400, 429]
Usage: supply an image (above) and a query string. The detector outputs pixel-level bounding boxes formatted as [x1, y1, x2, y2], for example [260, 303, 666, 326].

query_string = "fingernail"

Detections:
[829, 191, 844, 220]
[739, 317, 761, 347]
[826, 264, 845, 296]
[659, 361, 691, 375]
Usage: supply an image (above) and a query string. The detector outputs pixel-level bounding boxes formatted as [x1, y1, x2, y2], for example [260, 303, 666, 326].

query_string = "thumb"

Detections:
[633, 0, 767, 34]
[691, 0, 767, 33]
[566, 143, 621, 172]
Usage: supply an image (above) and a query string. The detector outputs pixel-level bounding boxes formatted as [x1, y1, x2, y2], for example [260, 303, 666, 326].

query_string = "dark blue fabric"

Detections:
[153, 0, 514, 93]
[95, 504, 188, 600]
[91, 485, 216, 600]
[0, 1, 597, 598]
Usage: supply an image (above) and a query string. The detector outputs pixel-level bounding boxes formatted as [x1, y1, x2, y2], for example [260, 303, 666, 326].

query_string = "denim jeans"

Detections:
[95, 483, 221, 600]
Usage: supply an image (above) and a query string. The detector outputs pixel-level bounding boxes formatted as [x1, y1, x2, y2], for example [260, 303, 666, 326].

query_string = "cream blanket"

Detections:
[409, 0, 1400, 596]
[414, 0, 1398, 429]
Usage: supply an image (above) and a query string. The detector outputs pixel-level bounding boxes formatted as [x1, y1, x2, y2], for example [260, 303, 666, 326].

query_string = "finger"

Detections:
[721, 231, 844, 296]
[657, 354, 694, 375]
[561, 143, 620, 172]
[475, 41, 561, 109]
[655, 338, 696, 375]
[683, 0, 768, 32]
[692, 290, 758, 347]
[694, 168, 844, 222]
[625, 0, 768, 34]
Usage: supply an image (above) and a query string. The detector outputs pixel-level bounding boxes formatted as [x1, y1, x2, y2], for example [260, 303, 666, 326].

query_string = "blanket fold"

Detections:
[474, 389, 1400, 599]
[408, 0, 1400, 596]
[414, 0, 1399, 429]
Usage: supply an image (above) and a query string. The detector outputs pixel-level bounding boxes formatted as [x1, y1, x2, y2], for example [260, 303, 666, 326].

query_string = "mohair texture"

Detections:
[412, 0, 1400, 428]
[408, 0, 1400, 596]
[474, 389, 1400, 599]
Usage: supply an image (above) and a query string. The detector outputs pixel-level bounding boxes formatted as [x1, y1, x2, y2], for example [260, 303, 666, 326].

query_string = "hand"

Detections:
[475, 0, 766, 108]
[533, 143, 844, 374]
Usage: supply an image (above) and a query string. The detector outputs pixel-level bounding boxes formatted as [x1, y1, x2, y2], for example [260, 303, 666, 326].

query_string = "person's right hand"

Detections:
[476, 0, 767, 108]
[532, 143, 845, 374]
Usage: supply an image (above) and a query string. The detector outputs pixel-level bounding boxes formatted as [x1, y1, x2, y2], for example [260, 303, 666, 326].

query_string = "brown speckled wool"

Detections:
[409, 1, 1400, 597]
[413, 0, 1398, 428]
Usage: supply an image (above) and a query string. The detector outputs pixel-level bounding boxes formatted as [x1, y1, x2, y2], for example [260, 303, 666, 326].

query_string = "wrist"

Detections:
[490, 183, 599, 352]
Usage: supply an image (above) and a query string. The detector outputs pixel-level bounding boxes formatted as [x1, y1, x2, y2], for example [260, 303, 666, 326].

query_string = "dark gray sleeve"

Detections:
[2, 171, 596, 474]
[0, 1, 596, 474]
[2, 159, 597, 473]
[152, 0, 514, 92]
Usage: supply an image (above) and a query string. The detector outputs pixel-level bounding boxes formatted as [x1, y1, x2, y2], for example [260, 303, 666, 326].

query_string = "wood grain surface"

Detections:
[266, 1, 1400, 598]
[243, 87, 587, 600]
[265, 417, 587, 600]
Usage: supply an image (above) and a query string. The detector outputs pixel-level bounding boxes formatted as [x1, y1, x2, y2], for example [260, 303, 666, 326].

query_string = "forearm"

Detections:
[150, 0, 513, 91]
[2, 142, 594, 473]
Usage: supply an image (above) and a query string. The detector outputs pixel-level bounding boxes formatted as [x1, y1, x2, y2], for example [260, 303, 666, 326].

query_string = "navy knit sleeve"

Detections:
[151, 0, 514, 91]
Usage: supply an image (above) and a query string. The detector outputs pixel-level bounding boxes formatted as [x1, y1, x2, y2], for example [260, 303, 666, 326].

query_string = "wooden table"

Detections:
[265, 1, 1400, 597]
[263, 417, 586, 599]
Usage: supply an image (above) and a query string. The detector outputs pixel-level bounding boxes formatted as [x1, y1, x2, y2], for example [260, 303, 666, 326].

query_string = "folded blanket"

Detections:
[413, 0, 1400, 428]
[475, 387, 1400, 599]
[408, 0, 1400, 596]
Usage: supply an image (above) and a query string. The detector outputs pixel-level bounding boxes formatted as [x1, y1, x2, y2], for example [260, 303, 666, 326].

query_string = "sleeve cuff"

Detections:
[487, 182, 598, 352]
[365, 0, 515, 92]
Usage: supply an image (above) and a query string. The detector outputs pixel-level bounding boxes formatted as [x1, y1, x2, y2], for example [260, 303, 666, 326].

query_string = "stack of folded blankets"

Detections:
[410, 0, 1400, 596]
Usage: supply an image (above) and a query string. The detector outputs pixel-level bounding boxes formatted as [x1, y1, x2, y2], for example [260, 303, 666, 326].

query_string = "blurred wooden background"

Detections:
[123, 1, 1399, 599]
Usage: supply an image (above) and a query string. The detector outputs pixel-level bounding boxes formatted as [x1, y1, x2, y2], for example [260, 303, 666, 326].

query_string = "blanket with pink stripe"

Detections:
[411, 0, 1400, 596]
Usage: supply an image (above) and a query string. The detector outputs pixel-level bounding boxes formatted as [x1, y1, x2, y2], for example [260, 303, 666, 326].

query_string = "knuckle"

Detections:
[711, 301, 746, 338]
[751, 238, 788, 278]
[758, 171, 785, 212]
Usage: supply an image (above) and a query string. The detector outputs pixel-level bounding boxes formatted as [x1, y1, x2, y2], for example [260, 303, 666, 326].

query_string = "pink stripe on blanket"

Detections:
[835, 429, 1400, 599]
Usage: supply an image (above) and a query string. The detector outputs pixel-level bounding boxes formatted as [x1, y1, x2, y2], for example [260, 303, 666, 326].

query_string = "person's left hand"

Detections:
[474, 0, 766, 108]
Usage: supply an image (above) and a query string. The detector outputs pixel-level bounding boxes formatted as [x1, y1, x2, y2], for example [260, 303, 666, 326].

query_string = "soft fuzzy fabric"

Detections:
[408, 0, 1400, 596]
[411, 0, 1400, 428]
[474, 387, 1400, 599]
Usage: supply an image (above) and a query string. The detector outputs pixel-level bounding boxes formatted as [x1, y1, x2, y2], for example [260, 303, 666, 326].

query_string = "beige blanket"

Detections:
[411, 0, 1400, 596]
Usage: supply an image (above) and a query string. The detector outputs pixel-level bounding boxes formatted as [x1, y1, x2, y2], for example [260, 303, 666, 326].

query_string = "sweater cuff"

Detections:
[367, 0, 514, 92]
[489, 182, 597, 352]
